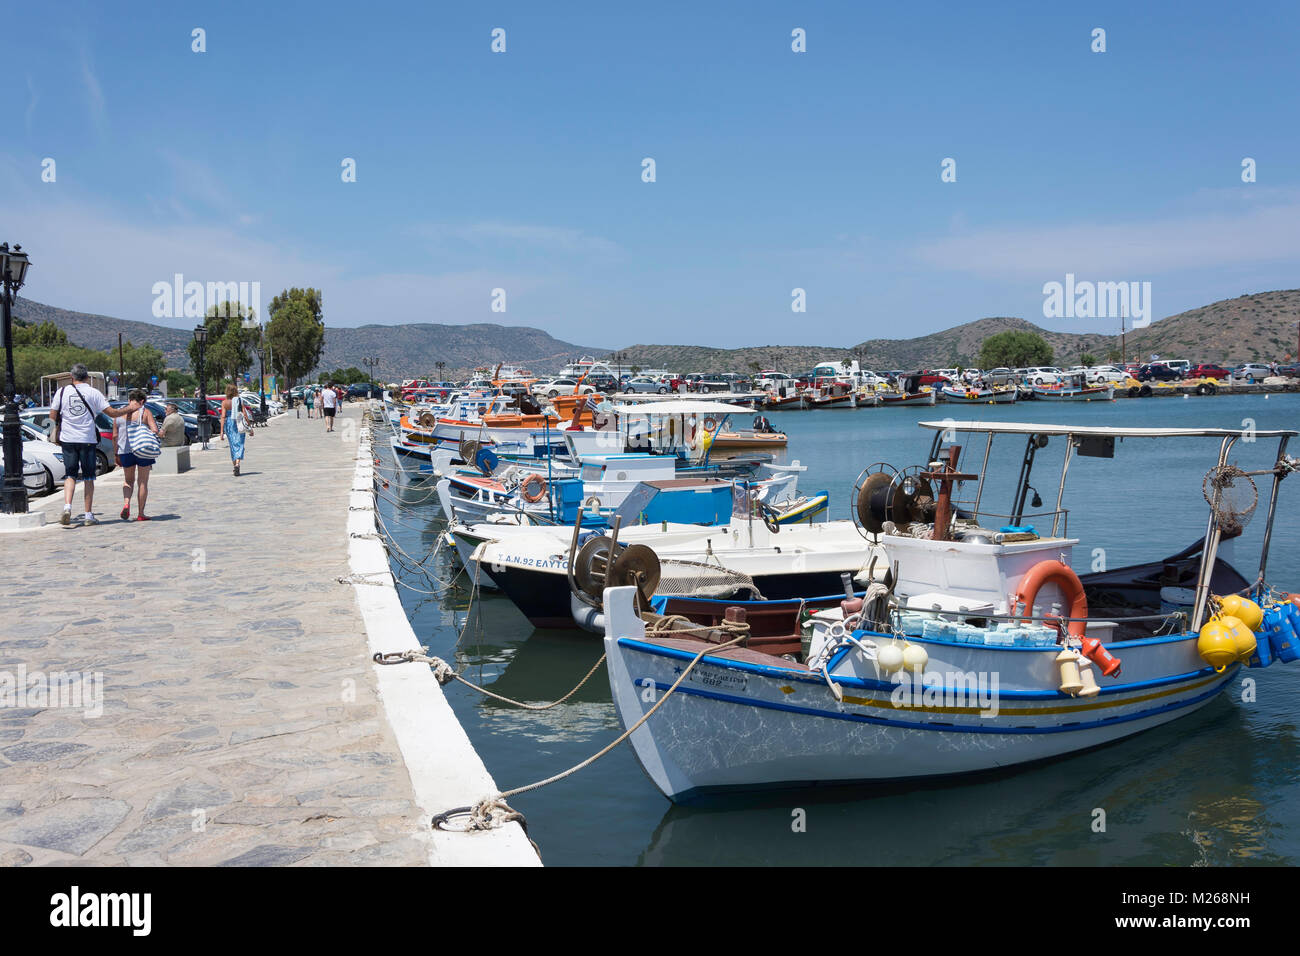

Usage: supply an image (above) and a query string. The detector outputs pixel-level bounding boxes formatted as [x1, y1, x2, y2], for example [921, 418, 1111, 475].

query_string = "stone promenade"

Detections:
[0, 405, 430, 865]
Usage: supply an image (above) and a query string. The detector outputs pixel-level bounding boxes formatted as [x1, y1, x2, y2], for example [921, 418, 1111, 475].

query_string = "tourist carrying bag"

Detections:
[234, 396, 247, 434]
[126, 408, 161, 461]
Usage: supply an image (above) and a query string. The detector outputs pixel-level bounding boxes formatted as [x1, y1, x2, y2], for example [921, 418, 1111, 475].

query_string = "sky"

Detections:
[4, 0, 1299, 348]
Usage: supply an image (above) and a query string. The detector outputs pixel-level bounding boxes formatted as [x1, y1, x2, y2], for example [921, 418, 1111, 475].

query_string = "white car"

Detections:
[0, 425, 68, 495]
[1086, 365, 1130, 384]
[531, 378, 596, 398]
[1018, 366, 1064, 386]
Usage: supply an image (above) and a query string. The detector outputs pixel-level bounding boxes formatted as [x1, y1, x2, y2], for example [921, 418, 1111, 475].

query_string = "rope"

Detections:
[374, 648, 608, 710]
[427, 625, 748, 841]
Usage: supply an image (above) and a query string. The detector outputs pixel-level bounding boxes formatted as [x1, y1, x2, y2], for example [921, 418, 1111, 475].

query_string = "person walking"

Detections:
[114, 388, 162, 521]
[219, 384, 250, 476]
[304, 387, 315, 418]
[49, 363, 142, 526]
[321, 382, 339, 432]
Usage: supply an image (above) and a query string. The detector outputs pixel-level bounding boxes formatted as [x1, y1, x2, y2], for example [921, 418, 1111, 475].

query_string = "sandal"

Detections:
[120, 507, 130, 521]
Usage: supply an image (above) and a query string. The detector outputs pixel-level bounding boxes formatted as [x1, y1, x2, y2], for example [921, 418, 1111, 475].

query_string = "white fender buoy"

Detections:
[878, 642, 905, 674]
[902, 643, 928, 674]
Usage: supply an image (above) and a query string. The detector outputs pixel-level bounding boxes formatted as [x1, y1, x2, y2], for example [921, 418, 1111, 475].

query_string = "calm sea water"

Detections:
[378, 395, 1300, 866]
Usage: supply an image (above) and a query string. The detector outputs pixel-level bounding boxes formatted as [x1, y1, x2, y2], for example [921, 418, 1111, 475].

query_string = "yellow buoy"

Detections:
[1217, 594, 1263, 631]
[1197, 621, 1239, 671]
[1218, 614, 1258, 661]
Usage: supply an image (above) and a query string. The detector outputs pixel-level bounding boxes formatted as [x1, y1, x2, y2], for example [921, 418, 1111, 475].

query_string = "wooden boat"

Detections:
[805, 380, 856, 408]
[940, 385, 1017, 404]
[602, 419, 1300, 801]
[1030, 383, 1115, 402]
[878, 389, 937, 407]
[708, 429, 789, 450]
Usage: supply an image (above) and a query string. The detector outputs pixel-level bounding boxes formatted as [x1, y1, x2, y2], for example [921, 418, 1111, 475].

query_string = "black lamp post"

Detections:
[193, 324, 209, 447]
[1, 243, 32, 515]
[435, 360, 446, 383]
[256, 346, 266, 417]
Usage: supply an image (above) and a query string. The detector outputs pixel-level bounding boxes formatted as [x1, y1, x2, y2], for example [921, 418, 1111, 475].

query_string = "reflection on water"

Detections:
[380, 395, 1300, 866]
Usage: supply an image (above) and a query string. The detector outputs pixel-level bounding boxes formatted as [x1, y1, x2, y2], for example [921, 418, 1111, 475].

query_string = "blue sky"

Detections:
[4, 1, 1299, 348]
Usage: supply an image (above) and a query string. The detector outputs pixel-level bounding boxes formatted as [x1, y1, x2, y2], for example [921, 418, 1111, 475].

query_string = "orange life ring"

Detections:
[520, 474, 548, 503]
[702, 416, 717, 432]
[1014, 559, 1088, 639]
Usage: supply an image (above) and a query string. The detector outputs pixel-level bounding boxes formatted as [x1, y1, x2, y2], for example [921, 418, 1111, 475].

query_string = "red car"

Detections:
[918, 370, 951, 386]
[1188, 364, 1229, 380]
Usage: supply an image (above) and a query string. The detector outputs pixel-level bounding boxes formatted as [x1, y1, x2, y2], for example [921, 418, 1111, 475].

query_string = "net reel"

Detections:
[573, 536, 661, 607]
[851, 463, 897, 537]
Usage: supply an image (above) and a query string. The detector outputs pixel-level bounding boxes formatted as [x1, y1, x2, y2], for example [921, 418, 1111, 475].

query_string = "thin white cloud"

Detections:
[25, 75, 38, 133]
[80, 47, 107, 134]
[913, 195, 1300, 279]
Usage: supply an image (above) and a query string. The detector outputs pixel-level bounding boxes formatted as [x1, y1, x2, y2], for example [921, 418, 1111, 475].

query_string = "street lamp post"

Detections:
[1, 243, 33, 515]
[257, 346, 266, 418]
[193, 324, 209, 448]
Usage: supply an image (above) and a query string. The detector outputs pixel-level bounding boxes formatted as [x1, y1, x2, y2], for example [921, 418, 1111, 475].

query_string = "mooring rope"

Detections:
[424, 620, 750, 841]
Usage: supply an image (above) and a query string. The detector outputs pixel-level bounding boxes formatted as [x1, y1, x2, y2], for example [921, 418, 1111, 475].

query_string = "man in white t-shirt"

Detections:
[49, 364, 142, 527]
[321, 382, 339, 432]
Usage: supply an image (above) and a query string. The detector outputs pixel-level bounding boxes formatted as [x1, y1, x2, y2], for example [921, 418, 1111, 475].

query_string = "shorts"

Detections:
[120, 452, 155, 469]
[323, 407, 336, 418]
[61, 442, 98, 481]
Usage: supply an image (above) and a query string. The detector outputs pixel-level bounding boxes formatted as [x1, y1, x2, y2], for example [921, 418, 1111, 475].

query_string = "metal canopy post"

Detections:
[1256, 435, 1292, 589]
[1053, 437, 1075, 537]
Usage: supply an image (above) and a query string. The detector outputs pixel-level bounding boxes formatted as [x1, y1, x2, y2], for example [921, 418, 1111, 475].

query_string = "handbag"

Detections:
[126, 408, 161, 460]
[234, 396, 247, 434]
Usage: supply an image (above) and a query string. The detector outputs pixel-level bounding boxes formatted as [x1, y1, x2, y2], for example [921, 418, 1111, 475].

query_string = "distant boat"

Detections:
[1030, 383, 1115, 402]
[878, 389, 937, 407]
[940, 385, 1017, 404]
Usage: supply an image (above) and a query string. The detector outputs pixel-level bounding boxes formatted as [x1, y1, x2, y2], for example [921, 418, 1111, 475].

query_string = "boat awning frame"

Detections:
[613, 401, 753, 415]
[919, 421, 1299, 439]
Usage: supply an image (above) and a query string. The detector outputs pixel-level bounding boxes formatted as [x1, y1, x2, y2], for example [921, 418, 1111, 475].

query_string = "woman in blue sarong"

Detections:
[220, 384, 249, 476]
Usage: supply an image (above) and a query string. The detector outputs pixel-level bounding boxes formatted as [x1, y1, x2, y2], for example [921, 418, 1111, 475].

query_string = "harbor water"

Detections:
[378, 395, 1300, 865]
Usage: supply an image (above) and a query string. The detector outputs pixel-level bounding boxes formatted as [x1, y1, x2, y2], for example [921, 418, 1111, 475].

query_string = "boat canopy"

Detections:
[920, 421, 1299, 439]
[614, 401, 753, 415]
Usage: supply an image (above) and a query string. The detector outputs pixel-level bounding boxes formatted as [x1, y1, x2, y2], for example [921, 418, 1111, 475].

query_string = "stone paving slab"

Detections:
[0, 406, 430, 865]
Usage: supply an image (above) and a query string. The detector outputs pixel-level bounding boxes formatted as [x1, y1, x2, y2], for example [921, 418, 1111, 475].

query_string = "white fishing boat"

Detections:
[1030, 383, 1115, 402]
[878, 388, 937, 407]
[602, 420, 1299, 801]
[940, 384, 1017, 404]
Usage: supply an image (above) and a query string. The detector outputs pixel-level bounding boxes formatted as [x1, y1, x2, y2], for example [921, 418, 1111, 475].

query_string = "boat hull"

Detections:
[879, 391, 937, 406]
[607, 632, 1237, 801]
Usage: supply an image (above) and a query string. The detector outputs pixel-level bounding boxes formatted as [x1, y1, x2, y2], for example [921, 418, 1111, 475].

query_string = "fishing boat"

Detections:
[602, 420, 1299, 801]
[940, 384, 1017, 405]
[805, 379, 856, 408]
[455, 493, 877, 628]
[1030, 383, 1115, 402]
[878, 389, 937, 407]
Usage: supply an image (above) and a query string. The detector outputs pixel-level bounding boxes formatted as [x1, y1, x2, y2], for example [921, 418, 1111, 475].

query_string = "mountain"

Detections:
[13, 289, 1299, 379]
[12, 297, 605, 379]
[617, 290, 1300, 372]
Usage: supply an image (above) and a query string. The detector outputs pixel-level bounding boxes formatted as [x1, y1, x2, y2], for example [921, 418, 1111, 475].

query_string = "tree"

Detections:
[1107, 348, 1122, 362]
[1080, 352, 1097, 367]
[978, 330, 1053, 370]
[121, 342, 166, 387]
[13, 344, 111, 396]
[266, 287, 325, 387]
[188, 300, 258, 384]
[165, 369, 198, 394]
[13, 320, 69, 348]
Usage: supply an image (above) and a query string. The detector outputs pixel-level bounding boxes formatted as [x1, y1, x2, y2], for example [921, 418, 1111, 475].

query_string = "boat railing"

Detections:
[950, 507, 1070, 538]
[891, 607, 1188, 634]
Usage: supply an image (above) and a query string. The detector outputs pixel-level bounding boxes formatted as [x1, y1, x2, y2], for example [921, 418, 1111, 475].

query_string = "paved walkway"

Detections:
[0, 406, 431, 866]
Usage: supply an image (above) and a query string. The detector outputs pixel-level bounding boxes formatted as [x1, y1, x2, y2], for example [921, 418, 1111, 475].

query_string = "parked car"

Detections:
[984, 368, 1014, 387]
[0, 434, 54, 495]
[1275, 363, 1300, 378]
[20, 408, 115, 474]
[1231, 363, 1273, 384]
[1187, 364, 1230, 380]
[531, 378, 596, 398]
[1017, 367, 1063, 386]
[624, 376, 670, 394]
[1086, 366, 1130, 385]
[1137, 363, 1182, 382]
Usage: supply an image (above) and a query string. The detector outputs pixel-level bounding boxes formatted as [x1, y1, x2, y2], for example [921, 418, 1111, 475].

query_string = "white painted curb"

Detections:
[346, 411, 541, 866]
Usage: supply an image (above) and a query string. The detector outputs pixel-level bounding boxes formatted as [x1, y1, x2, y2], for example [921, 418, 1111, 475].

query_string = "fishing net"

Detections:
[1202, 464, 1257, 536]
[655, 558, 767, 600]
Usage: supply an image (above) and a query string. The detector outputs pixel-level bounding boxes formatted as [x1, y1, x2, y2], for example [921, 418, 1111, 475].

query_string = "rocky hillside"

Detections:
[14, 289, 1299, 378]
